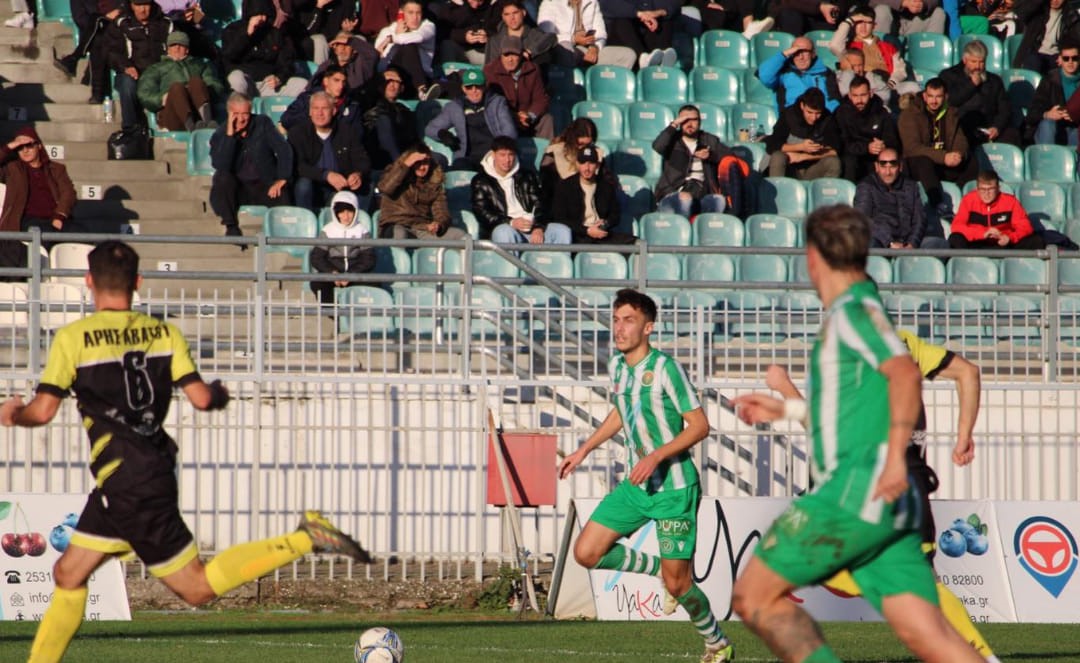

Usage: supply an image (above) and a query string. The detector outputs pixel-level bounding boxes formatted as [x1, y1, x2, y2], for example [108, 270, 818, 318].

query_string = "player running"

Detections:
[732, 205, 983, 663]
[559, 289, 734, 663]
[2, 241, 371, 663]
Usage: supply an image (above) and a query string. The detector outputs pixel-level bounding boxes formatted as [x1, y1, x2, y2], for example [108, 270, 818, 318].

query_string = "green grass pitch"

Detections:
[2, 611, 1079, 662]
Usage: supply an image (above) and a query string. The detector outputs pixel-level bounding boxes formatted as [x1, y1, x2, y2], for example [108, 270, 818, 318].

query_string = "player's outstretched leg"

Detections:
[936, 583, 1000, 662]
[27, 586, 87, 663]
[203, 510, 370, 598]
[662, 559, 734, 663]
[591, 543, 661, 576]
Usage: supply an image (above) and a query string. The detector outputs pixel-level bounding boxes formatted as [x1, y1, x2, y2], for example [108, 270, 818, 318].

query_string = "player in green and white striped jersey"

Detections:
[731, 205, 984, 663]
[559, 289, 733, 663]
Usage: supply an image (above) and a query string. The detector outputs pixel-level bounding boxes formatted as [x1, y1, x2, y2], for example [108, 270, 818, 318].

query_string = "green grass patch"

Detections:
[1, 611, 1078, 662]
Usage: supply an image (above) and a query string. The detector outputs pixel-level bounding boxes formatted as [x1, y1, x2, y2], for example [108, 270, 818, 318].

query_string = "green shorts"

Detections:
[590, 480, 700, 560]
[755, 491, 938, 612]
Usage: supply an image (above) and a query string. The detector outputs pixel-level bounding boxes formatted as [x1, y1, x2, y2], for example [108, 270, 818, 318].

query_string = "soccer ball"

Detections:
[354, 626, 403, 663]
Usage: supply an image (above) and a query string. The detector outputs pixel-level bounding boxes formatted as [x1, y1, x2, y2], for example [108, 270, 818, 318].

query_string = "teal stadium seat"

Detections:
[750, 32, 795, 68]
[449, 286, 509, 338]
[693, 213, 745, 246]
[975, 143, 1024, 183]
[586, 65, 636, 104]
[866, 255, 893, 284]
[756, 177, 808, 219]
[423, 136, 455, 169]
[264, 206, 318, 261]
[1005, 33, 1024, 65]
[1069, 183, 1080, 219]
[745, 214, 799, 247]
[516, 136, 549, 171]
[948, 255, 999, 289]
[681, 253, 736, 309]
[742, 69, 777, 106]
[572, 101, 624, 142]
[336, 286, 395, 336]
[185, 128, 215, 175]
[938, 256, 999, 342]
[547, 65, 586, 103]
[906, 32, 954, 72]
[618, 175, 655, 228]
[910, 68, 936, 86]
[457, 210, 480, 239]
[395, 285, 442, 336]
[574, 251, 628, 281]
[625, 101, 675, 141]
[955, 34, 1004, 73]
[727, 255, 786, 341]
[611, 139, 664, 183]
[443, 170, 476, 215]
[695, 102, 729, 142]
[256, 95, 294, 126]
[639, 212, 692, 246]
[146, 109, 190, 142]
[1004, 69, 1042, 128]
[808, 178, 856, 209]
[1059, 256, 1080, 287]
[472, 251, 520, 279]
[523, 251, 574, 281]
[1025, 144, 1078, 183]
[895, 254, 946, 287]
[637, 66, 689, 104]
[630, 253, 681, 281]
[691, 67, 741, 105]
[373, 246, 412, 284]
[732, 141, 768, 171]
[805, 29, 838, 69]
[1066, 217, 1080, 244]
[789, 253, 810, 282]
[36, 0, 75, 31]
[413, 247, 463, 278]
[729, 102, 778, 140]
[1018, 181, 1067, 228]
[699, 29, 751, 69]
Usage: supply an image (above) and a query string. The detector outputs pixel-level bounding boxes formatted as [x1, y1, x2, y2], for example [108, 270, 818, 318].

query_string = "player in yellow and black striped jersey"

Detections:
[2, 241, 372, 663]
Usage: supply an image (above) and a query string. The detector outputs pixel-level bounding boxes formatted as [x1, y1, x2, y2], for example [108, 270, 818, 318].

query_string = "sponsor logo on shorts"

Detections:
[656, 519, 690, 535]
[659, 539, 674, 554]
[1013, 516, 1078, 598]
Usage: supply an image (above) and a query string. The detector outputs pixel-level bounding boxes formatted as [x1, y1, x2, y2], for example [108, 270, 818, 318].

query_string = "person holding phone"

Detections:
[1026, 37, 1080, 146]
[441, 0, 499, 66]
[537, 0, 636, 69]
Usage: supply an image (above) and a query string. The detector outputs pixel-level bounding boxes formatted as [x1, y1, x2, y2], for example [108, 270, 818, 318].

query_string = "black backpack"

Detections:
[107, 125, 152, 160]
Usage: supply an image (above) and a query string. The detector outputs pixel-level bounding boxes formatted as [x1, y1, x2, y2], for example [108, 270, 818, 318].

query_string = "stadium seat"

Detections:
[894, 255, 946, 293]
[630, 252, 681, 282]
[1066, 217, 1080, 245]
[1059, 256, 1080, 287]
[572, 101, 624, 142]
[732, 141, 767, 172]
[423, 136, 455, 169]
[255, 95, 294, 126]
[690, 67, 741, 106]
[808, 178, 856, 209]
[394, 285, 443, 336]
[625, 101, 675, 141]
[695, 102, 729, 142]
[443, 170, 476, 215]
[448, 286, 508, 338]
[457, 210, 480, 239]
[693, 213, 745, 246]
[729, 102, 778, 141]
[1018, 181, 1067, 229]
[0, 282, 28, 327]
[955, 34, 1004, 73]
[866, 255, 893, 284]
[750, 31, 795, 67]
[264, 206, 319, 261]
[610, 139, 664, 183]
[516, 136, 549, 171]
[49, 242, 94, 286]
[413, 247, 463, 276]
[727, 255, 786, 341]
[940, 181, 963, 216]
[975, 143, 1024, 183]
[948, 255, 999, 288]
[586, 65, 636, 104]
[685, 253, 736, 283]
[1068, 183, 1080, 220]
[741, 69, 777, 107]
[1025, 144, 1078, 183]
[337, 286, 396, 336]
[472, 251, 519, 279]
[699, 29, 751, 69]
[637, 66, 689, 103]
[546, 65, 586, 103]
[1000, 256, 1046, 298]
[185, 128, 215, 175]
[574, 251, 628, 281]
[905, 32, 953, 72]
[523, 251, 574, 282]
[39, 282, 85, 330]
[373, 247, 412, 286]
[617, 174, 654, 229]
[639, 212, 692, 246]
[36, 0, 75, 32]
[756, 177, 809, 219]
[1003, 68, 1042, 128]
[789, 253, 809, 282]
[563, 287, 612, 333]
[805, 29, 838, 69]
[745, 213, 799, 247]
[779, 289, 822, 341]
[1005, 34, 1024, 67]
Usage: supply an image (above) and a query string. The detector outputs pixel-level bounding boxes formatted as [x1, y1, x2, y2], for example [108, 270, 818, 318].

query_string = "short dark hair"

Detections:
[320, 64, 346, 80]
[400, 0, 420, 8]
[849, 5, 875, 20]
[976, 170, 1000, 185]
[805, 204, 870, 272]
[924, 77, 947, 94]
[490, 135, 517, 153]
[88, 241, 139, 294]
[1060, 36, 1080, 53]
[799, 87, 826, 111]
[848, 74, 871, 92]
[501, 0, 525, 9]
[677, 104, 700, 116]
[613, 289, 657, 322]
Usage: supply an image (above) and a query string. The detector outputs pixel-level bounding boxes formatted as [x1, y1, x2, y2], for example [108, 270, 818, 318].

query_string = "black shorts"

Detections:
[70, 435, 197, 576]
[906, 443, 940, 560]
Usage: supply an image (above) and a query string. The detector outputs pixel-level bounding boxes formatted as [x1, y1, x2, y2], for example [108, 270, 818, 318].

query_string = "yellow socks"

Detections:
[204, 531, 313, 596]
[937, 582, 996, 659]
[27, 585, 87, 663]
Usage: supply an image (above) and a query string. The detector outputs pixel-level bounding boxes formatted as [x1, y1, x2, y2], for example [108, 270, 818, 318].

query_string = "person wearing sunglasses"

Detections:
[1011, 0, 1080, 75]
[1025, 37, 1080, 147]
[0, 126, 76, 240]
[425, 69, 516, 170]
[854, 147, 948, 250]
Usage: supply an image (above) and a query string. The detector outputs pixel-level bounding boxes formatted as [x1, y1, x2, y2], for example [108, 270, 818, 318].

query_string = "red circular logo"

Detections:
[1019, 523, 1073, 576]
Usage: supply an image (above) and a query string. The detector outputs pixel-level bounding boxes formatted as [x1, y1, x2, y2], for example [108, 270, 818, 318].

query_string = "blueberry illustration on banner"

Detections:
[1013, 516, 1078, 598]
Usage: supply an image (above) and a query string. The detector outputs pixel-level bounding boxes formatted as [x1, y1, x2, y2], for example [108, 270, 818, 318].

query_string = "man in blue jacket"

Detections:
[209, 93, 294, 239]
[425, 69, 516, 170]
[757, 35, 841, 111]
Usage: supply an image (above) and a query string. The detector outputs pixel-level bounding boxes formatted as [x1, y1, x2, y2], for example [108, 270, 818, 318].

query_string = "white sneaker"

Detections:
[660, 47, 678, 67]
[701, 638, 734, 663]
[5, 12, 33, 28]
[742, 16, 774, 39]
[662, 588, 679, 615]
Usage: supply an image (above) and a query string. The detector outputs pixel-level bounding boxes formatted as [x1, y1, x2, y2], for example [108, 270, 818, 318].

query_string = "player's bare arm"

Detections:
[936, 355, 980, 466]
[0, 392, 62, 427]
[765, 365, 803, 400]
[628, 407, 708, 485]
[182, 379, 230, 412]
[732, 393, 785, 425]
[875, 354, 923, 503]
[559, 408, 623, 479]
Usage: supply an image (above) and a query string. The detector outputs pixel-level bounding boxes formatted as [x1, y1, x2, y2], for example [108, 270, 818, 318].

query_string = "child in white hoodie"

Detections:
[309, 191, 376, 307]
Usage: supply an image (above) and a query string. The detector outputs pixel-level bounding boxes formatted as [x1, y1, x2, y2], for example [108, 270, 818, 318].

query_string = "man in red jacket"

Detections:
[948, 170, 1046, 250]
[483, 36, 555, 139]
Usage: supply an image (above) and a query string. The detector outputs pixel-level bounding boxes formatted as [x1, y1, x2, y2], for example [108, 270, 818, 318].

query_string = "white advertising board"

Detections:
[994, 501, 1080, 622]
[0, 493, 130, 621]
